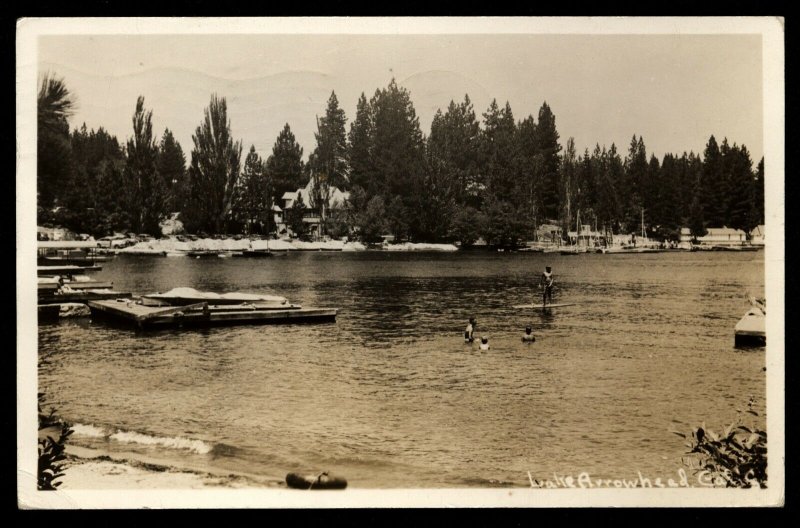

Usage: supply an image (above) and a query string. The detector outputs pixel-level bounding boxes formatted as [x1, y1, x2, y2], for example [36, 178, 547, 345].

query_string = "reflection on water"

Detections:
[38, 251, 765, 487]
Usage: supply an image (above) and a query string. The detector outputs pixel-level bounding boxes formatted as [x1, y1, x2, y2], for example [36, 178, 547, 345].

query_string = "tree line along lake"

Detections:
[38, 250, 765, 488]
[38, 76, 764, 249]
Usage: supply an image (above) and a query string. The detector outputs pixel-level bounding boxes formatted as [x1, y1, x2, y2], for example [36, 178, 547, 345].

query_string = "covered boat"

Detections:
[141, 287, 288, 306]
[734, 297, 766, 347]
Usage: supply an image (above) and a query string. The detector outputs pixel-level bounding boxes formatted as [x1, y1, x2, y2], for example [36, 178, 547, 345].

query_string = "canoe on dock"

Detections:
[87, 299, 337, 328]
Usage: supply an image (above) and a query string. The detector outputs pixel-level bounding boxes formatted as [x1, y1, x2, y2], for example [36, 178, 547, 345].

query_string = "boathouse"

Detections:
[679, 227, 748, 246]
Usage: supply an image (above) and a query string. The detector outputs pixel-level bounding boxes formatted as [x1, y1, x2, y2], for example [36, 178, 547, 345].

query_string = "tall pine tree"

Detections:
[157, 129, 187, 214]
[185, 94, 243, 234]
[124, 96, 165, 235]
[535, 102, 561, 220]
[266, 123, 306, 208]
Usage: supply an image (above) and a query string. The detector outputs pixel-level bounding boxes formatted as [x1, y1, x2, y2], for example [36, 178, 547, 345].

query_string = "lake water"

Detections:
[37, 250, 766, 488]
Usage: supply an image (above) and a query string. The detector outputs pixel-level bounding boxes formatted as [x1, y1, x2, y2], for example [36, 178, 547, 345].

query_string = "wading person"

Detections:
[541, 266, 554, 307]
[464, 317, 476, 343]
[479, 335, 490, 351]
[522, 325, 535, 343]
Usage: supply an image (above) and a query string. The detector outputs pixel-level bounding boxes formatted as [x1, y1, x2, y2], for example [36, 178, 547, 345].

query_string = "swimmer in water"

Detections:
[479, 336, 490, 350]
[464, 317, 476, 343]
[522, 325, 535, 343]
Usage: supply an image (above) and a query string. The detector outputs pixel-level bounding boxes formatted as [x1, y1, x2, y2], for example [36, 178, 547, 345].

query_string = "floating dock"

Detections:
[38, 264, 102, 275]
[39, 290, 131, 305]
[87, 299, 337, 328]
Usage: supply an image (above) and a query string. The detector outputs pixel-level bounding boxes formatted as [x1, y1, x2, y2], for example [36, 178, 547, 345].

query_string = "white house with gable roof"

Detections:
[275, 178, 349, 239]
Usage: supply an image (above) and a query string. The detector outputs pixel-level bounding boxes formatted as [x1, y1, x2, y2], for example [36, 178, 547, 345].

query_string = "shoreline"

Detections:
[115, 237, 459, 254]
[59, 445, 283, 489]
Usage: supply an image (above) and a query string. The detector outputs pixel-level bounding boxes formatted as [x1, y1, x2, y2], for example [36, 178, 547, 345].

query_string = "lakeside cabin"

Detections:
[276, 179, 349, 240]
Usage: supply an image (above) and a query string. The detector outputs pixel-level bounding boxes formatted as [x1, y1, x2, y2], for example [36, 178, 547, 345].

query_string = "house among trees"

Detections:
[277, 178, 349, 239]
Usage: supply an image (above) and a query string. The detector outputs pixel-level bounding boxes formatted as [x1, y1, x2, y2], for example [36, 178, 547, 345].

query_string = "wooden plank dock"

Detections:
[38, 264, 102, 275]
[39, 290, 131, 304]
[87, 299, 337, 328]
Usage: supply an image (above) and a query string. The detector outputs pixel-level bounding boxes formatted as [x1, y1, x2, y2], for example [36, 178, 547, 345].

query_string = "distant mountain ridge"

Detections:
[38, 62, 495, 160]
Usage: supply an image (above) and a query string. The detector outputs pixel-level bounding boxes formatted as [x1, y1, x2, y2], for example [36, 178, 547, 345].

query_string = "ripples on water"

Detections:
[37, 251, 766, 487]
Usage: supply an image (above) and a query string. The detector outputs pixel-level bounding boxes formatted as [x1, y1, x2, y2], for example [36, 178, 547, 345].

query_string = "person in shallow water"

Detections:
[522, 325, 535, 343]
[479, 336, 490, 350]
[541, 266, 554, 306]
[464, 317, 476, 343]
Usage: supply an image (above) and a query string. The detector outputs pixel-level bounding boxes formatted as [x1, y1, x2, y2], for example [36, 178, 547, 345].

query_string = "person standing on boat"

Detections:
[541, 266, 554, 307]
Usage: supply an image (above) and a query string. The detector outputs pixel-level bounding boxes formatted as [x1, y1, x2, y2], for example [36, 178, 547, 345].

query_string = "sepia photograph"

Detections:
[17, 17, 784, 508]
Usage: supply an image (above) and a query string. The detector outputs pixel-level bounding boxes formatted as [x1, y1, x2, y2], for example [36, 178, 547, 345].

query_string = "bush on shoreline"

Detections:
[677, 398, 767, 488]
[38, 392, 74, 490]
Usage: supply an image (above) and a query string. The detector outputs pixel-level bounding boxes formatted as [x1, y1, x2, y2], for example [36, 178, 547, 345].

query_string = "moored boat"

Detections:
[734, 297, 766, 347]
[232, 249, 273, 258]
[141, 287, 289, 306]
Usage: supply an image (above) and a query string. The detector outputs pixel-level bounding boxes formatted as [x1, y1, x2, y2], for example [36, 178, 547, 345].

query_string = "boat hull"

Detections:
[285, 473, 347, 490]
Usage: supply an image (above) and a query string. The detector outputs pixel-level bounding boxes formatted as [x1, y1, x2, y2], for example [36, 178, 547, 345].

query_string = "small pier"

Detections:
[87, 299, 337, 328]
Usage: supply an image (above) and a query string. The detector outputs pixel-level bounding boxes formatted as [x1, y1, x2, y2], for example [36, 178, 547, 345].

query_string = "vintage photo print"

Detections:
[17, 17, 784, 508]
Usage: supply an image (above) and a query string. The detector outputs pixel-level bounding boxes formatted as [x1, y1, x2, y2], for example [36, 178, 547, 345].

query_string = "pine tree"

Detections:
[185, 94, 243, 234]
[623, 135, 648, 232]
[726, 143, 756, 233]
[701, 135, 723, 227]
[369, 79, 425, 201]
[427, 95, 481, 207]
[516, 114, 540, 224]
[157, 129, 187, 214]
[310, 91, 349, 190]
[534, 102, 562, 220]
[347, 93, 374, 194]
[265, 123, 305, 207]
[235, 145, 272, 234]
[481, 100, 518, 200]
[124, 96, 166, 235]
[559, 137, 579, 235]
[286, 192, 309, 240]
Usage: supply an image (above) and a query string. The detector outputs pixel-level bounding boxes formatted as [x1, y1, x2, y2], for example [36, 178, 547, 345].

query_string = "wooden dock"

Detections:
[39, 290, 131, 304]
[38, 264, 102, 275]
[87, 299, 337, 328]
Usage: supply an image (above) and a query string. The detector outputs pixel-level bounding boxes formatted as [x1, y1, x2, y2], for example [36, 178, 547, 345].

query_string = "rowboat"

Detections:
[285, 472, 347, 490]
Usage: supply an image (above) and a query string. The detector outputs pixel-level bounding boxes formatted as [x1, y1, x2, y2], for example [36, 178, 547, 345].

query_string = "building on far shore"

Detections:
[567, 224, 607, 248]
[277, 179, 349, 240]
[750, 225, 765, 246]
[679, 227, 749, 247]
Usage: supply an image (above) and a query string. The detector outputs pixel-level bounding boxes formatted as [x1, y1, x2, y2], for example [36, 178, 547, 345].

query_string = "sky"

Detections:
[38, 31, 764, 163]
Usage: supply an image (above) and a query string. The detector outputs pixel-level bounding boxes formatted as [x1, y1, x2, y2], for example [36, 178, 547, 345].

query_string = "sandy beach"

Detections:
[59, 446, 281, 489]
